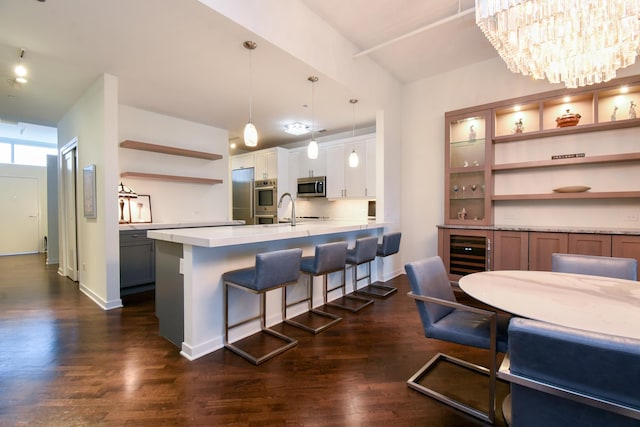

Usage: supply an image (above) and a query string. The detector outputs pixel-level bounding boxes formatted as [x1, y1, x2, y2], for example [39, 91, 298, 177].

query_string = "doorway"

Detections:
[0, 176, 39, 255]
[60, 140, 78, 282]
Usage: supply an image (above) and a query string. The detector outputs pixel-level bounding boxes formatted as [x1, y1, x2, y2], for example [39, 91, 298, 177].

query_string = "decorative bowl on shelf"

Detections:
[552, 185, 591, 193]
[556, 109, 581, 127]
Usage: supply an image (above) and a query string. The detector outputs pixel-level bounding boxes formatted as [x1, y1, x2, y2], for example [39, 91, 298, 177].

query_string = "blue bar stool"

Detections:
[357, 232, 401, 297]
[222, 248, 302, 365]
[338, 236, 378, 310]
[283, 242, 345, 333]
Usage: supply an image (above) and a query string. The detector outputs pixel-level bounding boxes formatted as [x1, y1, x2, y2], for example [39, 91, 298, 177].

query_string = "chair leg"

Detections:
[283, 273, 342, 334]
[353, 260, 398, 298]
[324, 269, 373, 313]
[407, 352, 497, 424]
[224, 282, 298, 365]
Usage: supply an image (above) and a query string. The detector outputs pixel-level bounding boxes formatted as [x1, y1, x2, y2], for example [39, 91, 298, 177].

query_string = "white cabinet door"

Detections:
[344, 140, 366, 198]
[298, 146, 327, 178]
[231, 153, 254, 170]
[326, 145, 345, 198]
[365, 137, 376, 198]
[255, 150, 277, 179]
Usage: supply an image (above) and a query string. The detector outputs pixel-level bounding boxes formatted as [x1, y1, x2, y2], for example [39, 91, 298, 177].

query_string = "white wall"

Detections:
[118, 105, 230, 223]
[58, 74, 121, 310]
[0, 163, 48, 253]
[401, 58, 640, 265]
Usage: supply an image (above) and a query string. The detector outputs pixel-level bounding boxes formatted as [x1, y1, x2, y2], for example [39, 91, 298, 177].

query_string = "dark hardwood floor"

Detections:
[0, 254, 508, 426]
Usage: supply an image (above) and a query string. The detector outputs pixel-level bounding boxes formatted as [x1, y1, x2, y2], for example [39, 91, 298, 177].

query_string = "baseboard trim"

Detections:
[79, 283, 123, 310]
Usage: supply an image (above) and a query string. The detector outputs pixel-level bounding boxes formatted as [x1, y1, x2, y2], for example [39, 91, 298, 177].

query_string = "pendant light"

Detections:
[348, 99, 359, 168]
[243, 41, 258, 147]
[14, 48, 27, 84]
[307, 76, 319, 159]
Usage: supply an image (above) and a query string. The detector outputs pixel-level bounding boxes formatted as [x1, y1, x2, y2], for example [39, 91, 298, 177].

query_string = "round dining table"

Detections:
[458, 270, 640, 340]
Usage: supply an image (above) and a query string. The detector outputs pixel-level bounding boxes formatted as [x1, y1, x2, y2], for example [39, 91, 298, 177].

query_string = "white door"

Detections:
[62, 144, 78, 281]
[0, 176, 39, 255]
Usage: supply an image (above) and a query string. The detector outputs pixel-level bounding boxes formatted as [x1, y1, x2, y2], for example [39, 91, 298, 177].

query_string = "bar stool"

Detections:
[222, 248, 302, 365]
[359, 232, 402, 297]
[341, 236, 378, 309]
[283, 242, 345, 333]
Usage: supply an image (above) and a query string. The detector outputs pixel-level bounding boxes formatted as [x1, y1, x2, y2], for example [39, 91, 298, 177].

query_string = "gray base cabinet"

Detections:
[120, 230, 155, 295]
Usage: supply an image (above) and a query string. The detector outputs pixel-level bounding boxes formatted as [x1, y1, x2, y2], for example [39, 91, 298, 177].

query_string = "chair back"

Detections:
[254, 248, 303, 290]
[377, 232, 402, 257]
[313, 241, 348, 274]
[405, 256, 456, 333]
[347, 236, 379, 264]
[551, 253, 637, 280]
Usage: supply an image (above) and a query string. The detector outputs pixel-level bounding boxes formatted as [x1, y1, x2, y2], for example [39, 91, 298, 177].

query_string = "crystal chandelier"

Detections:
[476, 0, 640, 88]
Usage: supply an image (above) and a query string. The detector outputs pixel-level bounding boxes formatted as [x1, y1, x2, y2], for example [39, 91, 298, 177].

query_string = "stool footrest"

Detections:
[355, 283, 398, 298]
[284, 309, 342, 334]
[326, 294, 374, 312]
[225, 328, 298, 365]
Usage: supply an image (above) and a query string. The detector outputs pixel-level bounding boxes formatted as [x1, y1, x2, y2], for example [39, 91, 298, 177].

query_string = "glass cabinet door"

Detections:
[444, 110, 491, 225]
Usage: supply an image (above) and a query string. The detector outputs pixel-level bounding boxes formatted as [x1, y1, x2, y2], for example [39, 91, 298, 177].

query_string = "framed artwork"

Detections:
[83, 164, 97, 218]
[130, 194, 152, 223]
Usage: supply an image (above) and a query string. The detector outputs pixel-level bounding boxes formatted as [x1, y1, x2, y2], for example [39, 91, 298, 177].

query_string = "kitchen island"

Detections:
[147, 220, 387, 360]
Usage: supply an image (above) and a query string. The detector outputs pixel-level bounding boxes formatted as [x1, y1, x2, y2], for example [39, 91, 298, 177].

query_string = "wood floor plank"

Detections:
[0, 254, 508, 426]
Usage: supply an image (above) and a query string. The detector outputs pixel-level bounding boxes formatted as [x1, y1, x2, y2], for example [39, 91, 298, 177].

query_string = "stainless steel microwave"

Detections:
[297, 176, 326, 198]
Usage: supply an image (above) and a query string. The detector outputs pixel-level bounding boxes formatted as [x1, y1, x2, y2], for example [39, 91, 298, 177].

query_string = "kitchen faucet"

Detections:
[278, 192, 296, 226]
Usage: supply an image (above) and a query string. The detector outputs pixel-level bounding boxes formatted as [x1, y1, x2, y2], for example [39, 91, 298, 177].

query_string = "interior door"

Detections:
[62, 145, 78, 281]
[0, 176, 39, 255]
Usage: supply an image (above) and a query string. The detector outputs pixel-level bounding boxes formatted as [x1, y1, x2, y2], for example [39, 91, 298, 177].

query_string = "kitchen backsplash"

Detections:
[294, 198, 372, 220]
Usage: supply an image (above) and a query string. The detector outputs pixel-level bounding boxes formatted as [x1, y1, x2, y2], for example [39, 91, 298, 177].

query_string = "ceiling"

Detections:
[0, 0, 499, 151]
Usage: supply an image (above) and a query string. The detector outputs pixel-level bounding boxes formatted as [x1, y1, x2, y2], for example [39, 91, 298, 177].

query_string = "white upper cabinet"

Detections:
[231, 153, 254, 170]
[254, 150, 277, 180]
[326, 144, 345, 198]
[364, 137, 376, 198]
[297, 145, 327, 178]
[325, 134, 376, 199]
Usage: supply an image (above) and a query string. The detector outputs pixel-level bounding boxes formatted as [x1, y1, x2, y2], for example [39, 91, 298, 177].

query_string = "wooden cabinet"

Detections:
[444, 110, 492, 225]
[612, 235, 640, 279]
[493, 231, 528, 271]
[528, 232, 568, 271]
[120, 230, 155, 295]
[568, 233, 612, 256]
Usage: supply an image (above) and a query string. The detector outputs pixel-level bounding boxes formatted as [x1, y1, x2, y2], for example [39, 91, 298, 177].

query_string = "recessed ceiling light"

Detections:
[284, 122, 310, 135]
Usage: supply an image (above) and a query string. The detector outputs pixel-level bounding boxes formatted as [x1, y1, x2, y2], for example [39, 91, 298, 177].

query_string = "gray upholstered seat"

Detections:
[502, 318, 640, 427]
[551, 253, 637, 280]
[405, 256, 509, 424]
[283, 242, 345, 333]
[342, 236, 378, 306]
[222, 248, 302, 365]
[356, 232, 402, 297]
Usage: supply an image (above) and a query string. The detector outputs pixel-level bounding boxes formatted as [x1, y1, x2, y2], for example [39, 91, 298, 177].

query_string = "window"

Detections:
[13, 144, 58, 167]
[0, 122, 57, 167]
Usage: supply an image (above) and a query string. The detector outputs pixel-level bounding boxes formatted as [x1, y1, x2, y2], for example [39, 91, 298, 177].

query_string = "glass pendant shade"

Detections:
[14, 63, 27, 77]
[307, 139, 318, 159]
[348, 149, 359, 168]
[475, 0, 640, 88]
[244, 122, 258, 147]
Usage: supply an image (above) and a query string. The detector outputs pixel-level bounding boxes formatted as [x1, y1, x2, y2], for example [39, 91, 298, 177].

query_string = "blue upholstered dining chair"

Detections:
[405, 256, 509, 424]
[222, 248, 303, 365]
[551, 253, 637, 280]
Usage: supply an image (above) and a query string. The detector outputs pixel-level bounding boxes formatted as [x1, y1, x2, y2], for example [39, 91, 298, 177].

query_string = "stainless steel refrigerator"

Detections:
[232, 168, 254, 225]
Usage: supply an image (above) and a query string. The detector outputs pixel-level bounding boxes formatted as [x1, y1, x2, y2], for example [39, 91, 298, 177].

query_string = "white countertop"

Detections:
[119, 220, 244, 231]
[147, 220, 387, 248]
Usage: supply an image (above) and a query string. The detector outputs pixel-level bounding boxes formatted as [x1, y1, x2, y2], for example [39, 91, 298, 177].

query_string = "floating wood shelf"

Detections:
[493, 152, 640, 171]
[492, 191, 640, 201]
[120, 172, 223, 185]
[120, 140, 222, 160]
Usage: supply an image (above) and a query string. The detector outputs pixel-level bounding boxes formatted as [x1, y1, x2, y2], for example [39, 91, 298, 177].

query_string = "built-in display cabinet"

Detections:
[441, 75, 640, 280]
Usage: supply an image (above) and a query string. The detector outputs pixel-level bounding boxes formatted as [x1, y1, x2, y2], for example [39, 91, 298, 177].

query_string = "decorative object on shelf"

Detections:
[348, 99, 359, 168]
[630, 100, 637, 120]
[82, 164, 97, 219]
[469, 124, 476, 140]
[453, 185, 459, 198]
[475, 0, 640, 88]
[243, 41, 258, 148]
[514, 118, 524, 133]
[556, 109, 581, 127]
[552, 186, 591, 193]
[118, 182, 137, 223]
[130, 194, 152, 223]
[611, 105, 618, 121]
[307, 76, 319, 159]
[457, 207, 468, 220]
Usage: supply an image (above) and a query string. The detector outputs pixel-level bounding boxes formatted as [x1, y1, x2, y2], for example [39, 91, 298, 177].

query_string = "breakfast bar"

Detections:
[147, 220, 387, 360]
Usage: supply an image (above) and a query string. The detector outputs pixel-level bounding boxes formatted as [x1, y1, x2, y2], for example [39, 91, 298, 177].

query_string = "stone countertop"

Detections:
[119, 220, 244, 231]
[437, 224, 640, 235]
[147, 220, 388, 248]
